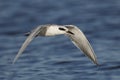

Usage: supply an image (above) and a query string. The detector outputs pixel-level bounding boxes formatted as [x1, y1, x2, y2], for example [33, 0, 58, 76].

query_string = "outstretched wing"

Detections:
[65, 25, 98, 65]
[13, 27, 41, 64]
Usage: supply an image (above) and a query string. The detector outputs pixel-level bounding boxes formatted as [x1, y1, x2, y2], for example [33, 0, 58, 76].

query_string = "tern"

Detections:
[13, 24, 98, 65]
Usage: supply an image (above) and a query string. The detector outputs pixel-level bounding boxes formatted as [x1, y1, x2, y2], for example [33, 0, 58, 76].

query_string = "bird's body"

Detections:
[45, 25, 68, 36]
[13, 24, 98, 65]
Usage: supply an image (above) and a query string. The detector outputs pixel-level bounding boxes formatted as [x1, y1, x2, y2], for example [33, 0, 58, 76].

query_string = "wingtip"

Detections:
[95, 62, 99, 66]
[93, 60, 99, 66]
[12, 58, 16, 64]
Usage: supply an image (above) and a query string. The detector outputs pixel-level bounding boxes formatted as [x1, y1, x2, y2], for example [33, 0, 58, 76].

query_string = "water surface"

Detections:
[0, 0, 120, 80]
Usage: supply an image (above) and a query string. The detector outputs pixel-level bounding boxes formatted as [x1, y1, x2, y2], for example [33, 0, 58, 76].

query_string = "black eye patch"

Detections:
[59, 28, 66, 31]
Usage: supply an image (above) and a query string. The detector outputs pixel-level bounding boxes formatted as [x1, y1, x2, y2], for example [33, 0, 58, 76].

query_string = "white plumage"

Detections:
[13, 24, 98, 65]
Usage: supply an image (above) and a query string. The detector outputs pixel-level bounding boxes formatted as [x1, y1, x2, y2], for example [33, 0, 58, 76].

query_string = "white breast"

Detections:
[45, 26, 66, 36]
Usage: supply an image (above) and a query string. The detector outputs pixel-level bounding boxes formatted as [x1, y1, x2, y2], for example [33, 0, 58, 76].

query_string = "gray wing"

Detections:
[65, 25, 98, 65]
[13, 27, 41, 64]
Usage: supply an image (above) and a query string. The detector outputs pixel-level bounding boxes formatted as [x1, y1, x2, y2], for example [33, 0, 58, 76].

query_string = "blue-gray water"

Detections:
[0, 0, 120, 80]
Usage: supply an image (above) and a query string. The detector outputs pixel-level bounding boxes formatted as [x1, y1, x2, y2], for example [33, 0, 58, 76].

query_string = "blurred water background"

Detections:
[0, 0, 120, 80]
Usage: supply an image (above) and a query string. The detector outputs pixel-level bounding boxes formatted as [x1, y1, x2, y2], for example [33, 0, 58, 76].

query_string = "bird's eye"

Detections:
[59, 28, 66, 31]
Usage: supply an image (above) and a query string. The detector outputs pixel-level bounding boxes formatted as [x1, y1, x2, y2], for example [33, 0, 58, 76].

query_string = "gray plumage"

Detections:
[13, 24, 98, 65]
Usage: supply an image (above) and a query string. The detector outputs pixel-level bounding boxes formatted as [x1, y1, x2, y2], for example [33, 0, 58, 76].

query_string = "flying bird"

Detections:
[13, 24, 98, 65]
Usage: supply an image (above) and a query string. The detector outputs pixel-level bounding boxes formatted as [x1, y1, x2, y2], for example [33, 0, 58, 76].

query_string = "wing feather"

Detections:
[65, 25, 98, 65]
[13, 27, 41, 64]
